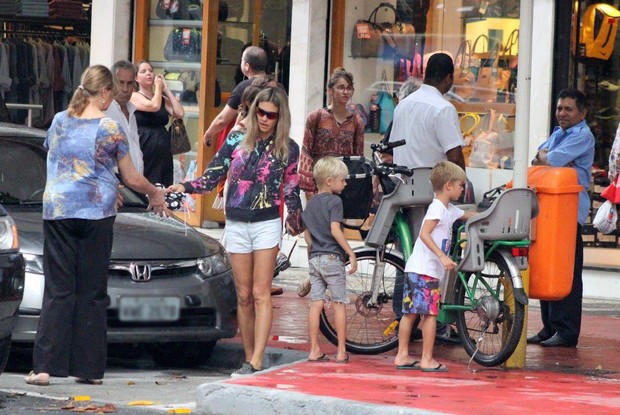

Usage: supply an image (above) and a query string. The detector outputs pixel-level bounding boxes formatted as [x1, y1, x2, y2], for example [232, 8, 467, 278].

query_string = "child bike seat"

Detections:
[365, 168, 433, 248]
[457, 188, 539, 273]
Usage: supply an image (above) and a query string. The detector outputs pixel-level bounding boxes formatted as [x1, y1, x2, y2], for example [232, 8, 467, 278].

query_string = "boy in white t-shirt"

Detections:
[394, 161, 476, 372]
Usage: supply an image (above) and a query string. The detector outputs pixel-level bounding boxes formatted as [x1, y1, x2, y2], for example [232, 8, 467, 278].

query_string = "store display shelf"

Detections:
[151, 61, 201, 70]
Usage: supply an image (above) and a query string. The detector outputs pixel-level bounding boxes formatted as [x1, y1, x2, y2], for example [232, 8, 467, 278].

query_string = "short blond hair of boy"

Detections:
[313, 156, 349, 187]
[430, 161, 466, 192]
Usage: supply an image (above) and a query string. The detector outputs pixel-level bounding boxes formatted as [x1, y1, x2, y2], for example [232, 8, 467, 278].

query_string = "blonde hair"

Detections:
[430, 161, 466, 192]
[313, 156, 348, 187]
[68, 65, 115, 117]
[243, 87, 290, 161]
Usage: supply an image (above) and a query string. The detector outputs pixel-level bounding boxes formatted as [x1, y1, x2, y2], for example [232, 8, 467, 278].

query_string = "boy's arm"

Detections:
[330, 222, 357, 274]
[303, 229, 312, 255]
[419, 219, 457, 271]
[461, 210, 478, 221]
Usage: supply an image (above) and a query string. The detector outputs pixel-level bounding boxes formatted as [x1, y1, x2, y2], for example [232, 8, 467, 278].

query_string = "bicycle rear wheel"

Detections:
[455, 250, 525, 366]
[319, 248, 403, 354]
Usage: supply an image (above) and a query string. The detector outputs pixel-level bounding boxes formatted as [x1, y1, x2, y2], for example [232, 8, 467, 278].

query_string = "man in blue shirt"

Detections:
[528, 88, 595, 347]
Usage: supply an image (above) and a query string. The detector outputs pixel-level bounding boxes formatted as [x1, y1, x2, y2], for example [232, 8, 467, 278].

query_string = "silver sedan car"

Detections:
[0, 123, 237, 367]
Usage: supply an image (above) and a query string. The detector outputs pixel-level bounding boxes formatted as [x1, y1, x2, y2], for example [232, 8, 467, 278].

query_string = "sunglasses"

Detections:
[257, 107, 279, 120]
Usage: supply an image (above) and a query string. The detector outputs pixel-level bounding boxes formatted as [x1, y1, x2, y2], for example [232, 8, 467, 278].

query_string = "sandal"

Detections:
[24, 371, 49, 386]
[75, 378, 103, 385]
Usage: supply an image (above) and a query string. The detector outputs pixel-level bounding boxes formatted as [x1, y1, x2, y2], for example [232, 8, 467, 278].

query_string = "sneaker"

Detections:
[230, 362, 260, 378]
[297, 278, 311, 297]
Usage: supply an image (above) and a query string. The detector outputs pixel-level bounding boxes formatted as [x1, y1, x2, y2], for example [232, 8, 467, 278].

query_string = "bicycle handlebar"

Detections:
[370, 139, 406, 153]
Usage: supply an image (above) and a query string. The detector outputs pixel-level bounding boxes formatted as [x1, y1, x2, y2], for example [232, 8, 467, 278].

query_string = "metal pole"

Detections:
[505, 0, 534, 369]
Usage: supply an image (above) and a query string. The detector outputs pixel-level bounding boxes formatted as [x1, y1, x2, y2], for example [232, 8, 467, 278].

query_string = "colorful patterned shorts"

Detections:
[402, 272, 440, 316]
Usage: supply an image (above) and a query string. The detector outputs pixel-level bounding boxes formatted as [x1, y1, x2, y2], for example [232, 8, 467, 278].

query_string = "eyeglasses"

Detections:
[257, 107, 279, 120]
[334, 85, 354, 93]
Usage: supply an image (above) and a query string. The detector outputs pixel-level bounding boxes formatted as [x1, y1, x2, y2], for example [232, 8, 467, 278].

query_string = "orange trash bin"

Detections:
[524, 166, 584, 300]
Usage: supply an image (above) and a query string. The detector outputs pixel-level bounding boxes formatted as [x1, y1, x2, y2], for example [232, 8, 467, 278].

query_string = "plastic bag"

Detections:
[593, 200, 618, 234]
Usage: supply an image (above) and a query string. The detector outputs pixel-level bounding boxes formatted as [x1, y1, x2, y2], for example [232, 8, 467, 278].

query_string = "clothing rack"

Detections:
[0, 28, 90, 39]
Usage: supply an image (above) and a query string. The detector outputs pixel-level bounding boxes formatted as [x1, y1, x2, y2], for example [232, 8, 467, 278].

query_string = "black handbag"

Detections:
[163, 28, 202, 62]
[156, 0, 191, 20]
[170, 118, 191, 155]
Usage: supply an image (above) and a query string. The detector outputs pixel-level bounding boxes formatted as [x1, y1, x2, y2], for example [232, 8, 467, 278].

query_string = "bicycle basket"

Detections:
[338, 156, 374, 222]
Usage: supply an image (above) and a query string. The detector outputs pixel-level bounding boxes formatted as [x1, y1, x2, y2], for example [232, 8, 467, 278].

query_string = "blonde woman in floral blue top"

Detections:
[25, 65, 167, 388]
[171, 87, 302, 376]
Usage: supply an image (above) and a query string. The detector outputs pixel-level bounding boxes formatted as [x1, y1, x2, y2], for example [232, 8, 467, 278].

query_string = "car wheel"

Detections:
[147, 341, 216, 368]
[0, 335, 11, 375]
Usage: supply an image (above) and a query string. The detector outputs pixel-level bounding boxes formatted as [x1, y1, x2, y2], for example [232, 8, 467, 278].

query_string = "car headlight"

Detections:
[197, 252, 231, 278]
[23, 253, 44, 274]
[0, 216, 19, 251]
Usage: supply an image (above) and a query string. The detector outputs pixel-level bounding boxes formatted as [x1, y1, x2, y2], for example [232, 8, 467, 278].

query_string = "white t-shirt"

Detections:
[405, 199, 464, 281]
[105, 100, 144, 174]
[390, 84, 464, 168]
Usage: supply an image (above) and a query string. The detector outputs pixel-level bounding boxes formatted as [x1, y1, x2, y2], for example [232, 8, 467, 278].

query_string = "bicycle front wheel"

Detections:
[319, 248, 403, 354]
[455, 250, 525, 366]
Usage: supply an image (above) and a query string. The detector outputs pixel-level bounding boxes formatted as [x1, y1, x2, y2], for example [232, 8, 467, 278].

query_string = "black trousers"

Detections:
[33, 217, 115, 379]
[538, 224, 583, 344]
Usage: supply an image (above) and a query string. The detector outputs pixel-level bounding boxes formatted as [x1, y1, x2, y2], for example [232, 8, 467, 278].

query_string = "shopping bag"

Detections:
[468, 110, 500, 169]
[593, 199, 618, 234]
[170, 118, 191, 155]
[377, 70, 395, 134]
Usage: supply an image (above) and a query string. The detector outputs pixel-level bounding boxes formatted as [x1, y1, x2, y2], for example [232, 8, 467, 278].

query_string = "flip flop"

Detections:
[421, 363, 448, 372]
[307, 354, 330, 362]
[334, 353, 349, 364]
[24, 371, 49, 386]
[395, 360, 421, 370]
[75, 378, 104, 385]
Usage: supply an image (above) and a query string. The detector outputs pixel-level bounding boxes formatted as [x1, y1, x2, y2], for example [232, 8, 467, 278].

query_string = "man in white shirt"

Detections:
[391, 53, 465, 170]
[106, 60, 144, 174]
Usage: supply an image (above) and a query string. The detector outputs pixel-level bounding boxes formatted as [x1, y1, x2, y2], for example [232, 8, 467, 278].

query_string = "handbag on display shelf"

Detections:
[163, 27, 202, 62]
[459, 112, 481, 166]
[156, 0, 190, 20]
[474, 45, 511, 103]
[170, 118, 192, 155]
[377, 70, 395, 134]
[351, 2, 415, 59]
[468, 110, 500, 169]
[453, 40, 476, 100]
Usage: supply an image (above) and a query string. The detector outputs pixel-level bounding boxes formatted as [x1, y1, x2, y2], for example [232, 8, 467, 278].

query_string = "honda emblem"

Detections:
[129, 263, 151, 282]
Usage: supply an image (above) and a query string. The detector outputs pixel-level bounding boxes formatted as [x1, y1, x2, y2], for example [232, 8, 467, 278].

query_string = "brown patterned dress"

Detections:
[299, 107, 365, 193]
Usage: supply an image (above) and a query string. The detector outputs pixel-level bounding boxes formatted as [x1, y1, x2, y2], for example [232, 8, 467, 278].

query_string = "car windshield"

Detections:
[0, 136, 148, 209]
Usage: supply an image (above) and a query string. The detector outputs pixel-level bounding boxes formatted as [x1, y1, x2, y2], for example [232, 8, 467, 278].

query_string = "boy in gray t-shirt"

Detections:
[301, 157, 357, 364]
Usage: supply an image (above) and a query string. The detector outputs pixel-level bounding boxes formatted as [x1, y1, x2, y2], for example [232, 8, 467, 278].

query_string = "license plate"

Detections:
[119, 297, 181, 322]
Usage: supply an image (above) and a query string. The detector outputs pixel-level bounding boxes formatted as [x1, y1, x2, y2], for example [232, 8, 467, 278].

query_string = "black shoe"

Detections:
[526, 333, 551, 344]
[540, 333, 576, 348]
[435, 330, 461, 345]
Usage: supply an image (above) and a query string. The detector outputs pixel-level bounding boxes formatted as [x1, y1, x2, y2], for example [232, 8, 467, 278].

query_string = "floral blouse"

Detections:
[43, 111, 129, 220]
[183, 130, 302, 223]
[299, 108, 365, 193]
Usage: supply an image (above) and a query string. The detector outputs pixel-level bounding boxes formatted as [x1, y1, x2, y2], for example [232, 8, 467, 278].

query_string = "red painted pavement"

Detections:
[223, 291, 620, 414]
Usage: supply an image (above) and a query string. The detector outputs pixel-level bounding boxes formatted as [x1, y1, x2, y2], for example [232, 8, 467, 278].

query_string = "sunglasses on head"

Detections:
[257, 107, 279, 120]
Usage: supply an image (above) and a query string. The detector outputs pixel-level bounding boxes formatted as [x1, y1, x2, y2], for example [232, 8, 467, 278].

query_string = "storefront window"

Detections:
[344, 0, 520, 171]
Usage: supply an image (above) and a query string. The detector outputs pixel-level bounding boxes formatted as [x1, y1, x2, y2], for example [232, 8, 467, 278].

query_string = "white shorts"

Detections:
[224, 218, 282, 254]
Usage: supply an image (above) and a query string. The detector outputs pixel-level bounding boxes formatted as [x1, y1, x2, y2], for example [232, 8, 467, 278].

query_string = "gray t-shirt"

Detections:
[301, 192, 346, 261]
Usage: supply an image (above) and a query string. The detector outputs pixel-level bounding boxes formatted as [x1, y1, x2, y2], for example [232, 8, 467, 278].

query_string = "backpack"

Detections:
[579, 4, 620, 60]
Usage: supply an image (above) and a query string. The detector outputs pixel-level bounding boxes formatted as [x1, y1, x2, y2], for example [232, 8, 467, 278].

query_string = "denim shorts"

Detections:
[224, 218, 282, 253]
[308, 254, 349, 304]
[402, 272, 440, 316]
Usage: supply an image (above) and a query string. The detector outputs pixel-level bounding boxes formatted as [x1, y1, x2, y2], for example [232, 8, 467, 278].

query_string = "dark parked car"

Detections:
[0, 123, 237, 367]
[0, 204, 25, 376]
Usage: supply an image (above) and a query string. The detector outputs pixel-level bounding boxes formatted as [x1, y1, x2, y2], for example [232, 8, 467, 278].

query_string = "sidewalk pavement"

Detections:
[197, 288, 620, 415]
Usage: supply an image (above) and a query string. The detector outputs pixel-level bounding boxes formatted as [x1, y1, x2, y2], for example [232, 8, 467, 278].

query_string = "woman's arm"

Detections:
[130, 75, 164, 112]
[118, 154, 167, 213]
[299, 111, 318, 194]
[162, 81, 185, 118]
[353, 114, 365, 156]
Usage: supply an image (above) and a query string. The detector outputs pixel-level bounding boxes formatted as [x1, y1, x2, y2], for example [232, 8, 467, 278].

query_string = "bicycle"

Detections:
[319, 140, 539, 366]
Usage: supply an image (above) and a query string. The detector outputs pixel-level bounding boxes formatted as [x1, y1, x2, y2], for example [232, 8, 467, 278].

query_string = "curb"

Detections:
[196, 382, 441, 415]
[207, 342, 308, 369]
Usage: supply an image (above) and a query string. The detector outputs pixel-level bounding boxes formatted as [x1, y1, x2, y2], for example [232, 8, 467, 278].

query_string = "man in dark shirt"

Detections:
[202, 46, 267, 147]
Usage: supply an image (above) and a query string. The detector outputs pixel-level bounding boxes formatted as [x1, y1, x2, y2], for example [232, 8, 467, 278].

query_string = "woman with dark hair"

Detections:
[170, 87, 302, 376]
[25, 65, 167, 387]
[131, 60, 185, 186]
[297, 67, 365, 296]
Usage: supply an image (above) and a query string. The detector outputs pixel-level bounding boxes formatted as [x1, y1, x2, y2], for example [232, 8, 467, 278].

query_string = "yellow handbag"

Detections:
[459, 113, 481, 166]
